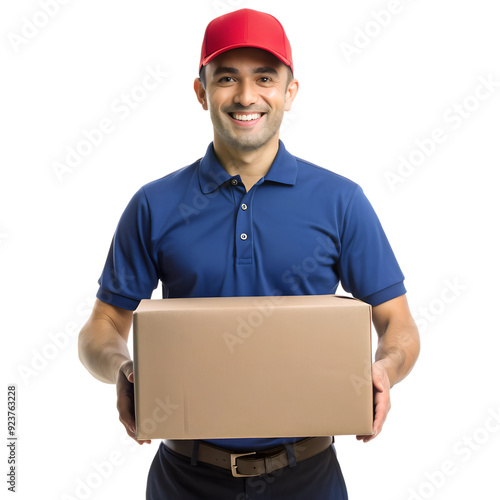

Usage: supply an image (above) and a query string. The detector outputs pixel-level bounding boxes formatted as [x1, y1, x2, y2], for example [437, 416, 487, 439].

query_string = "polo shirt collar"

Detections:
[199, 140, 298, 194]
[265, 140, 298, 186]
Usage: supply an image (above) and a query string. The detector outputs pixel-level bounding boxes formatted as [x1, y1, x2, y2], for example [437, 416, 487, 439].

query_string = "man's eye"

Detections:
[219, 77, 234, 83]
[260, 77, 271, 83]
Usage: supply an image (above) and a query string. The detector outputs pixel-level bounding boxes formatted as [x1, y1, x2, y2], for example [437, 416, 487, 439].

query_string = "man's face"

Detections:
[196, 48, 298, 152]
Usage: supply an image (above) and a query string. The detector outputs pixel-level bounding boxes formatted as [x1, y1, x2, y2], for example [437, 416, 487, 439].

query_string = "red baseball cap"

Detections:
[199, 9, 293, 74]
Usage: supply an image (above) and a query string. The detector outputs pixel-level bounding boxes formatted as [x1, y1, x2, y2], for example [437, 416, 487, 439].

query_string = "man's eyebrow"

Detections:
[212, 67, 239, 78]
[252, 66, 280, 76]
[211, 66, 280, 78]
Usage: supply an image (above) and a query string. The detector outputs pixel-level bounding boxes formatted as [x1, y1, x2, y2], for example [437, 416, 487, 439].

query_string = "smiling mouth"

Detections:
[228, 112, 265, 122]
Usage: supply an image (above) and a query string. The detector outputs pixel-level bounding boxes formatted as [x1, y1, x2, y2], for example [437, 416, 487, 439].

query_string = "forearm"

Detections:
[374, 317, 420, 388]
[78, 318, 131, 384]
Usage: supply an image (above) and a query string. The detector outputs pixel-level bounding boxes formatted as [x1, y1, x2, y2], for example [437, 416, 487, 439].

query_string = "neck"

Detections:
[213, 134, 280, 180]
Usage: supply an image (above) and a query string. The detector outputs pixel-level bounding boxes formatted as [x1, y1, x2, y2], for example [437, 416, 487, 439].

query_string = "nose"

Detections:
[234, 79, 258, 107]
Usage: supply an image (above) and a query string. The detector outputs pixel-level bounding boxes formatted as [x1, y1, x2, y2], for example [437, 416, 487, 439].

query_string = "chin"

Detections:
[228, 135, 275, 151]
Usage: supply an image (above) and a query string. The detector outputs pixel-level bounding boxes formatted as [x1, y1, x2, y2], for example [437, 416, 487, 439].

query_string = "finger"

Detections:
[117, 395, 136, 434]
[372, 393, 390, 436]
[356, 399, 390, 443]
[118, 410, 136, 435]
[116, 361, 146, 443]
[355, 433, 375, 443]
[121, 419, 136, 438]
[121, 421, 151, 445]
[119, 401, 151, 444]
[117, 386, 136, 434]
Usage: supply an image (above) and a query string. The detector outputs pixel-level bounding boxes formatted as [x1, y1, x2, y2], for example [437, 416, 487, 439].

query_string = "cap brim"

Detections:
[199, 43, 293, 74]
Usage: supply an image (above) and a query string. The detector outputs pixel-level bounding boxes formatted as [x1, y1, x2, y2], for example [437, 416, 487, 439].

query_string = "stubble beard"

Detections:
[210, 107, 284, 152]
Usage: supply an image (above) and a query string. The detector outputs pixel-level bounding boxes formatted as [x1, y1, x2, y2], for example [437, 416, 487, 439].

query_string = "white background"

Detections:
[2, 0, 499, 499]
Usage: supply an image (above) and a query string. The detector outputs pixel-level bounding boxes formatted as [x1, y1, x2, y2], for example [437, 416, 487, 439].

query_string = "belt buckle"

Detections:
[230, 452, 258, 477]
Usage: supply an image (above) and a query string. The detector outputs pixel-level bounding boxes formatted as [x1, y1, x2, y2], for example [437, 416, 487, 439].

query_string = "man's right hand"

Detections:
[116, 360, 151, 445]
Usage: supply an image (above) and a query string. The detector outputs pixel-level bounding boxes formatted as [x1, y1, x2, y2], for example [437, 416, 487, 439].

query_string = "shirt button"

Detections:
[241, 203, 248, 211]
[240, 233, 248, 240]
[231, 178, 238, 186]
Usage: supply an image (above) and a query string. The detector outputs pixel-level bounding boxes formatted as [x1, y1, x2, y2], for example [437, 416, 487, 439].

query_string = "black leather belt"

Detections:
[164, 436, 333, 477]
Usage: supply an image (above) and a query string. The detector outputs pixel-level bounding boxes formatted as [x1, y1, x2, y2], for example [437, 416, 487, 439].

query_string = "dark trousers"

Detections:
[146, 441, 348, 499]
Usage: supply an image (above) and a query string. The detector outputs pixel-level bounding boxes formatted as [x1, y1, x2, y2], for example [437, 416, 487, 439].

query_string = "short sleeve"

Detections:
[97, 187, 159, 310]
[338, 186, 406, 306]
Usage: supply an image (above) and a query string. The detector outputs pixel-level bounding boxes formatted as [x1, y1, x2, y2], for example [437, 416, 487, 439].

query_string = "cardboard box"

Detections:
[133, 294, 373, 440]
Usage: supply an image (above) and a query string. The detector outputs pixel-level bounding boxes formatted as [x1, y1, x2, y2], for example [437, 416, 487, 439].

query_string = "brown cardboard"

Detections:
[133, 294, 373, 440]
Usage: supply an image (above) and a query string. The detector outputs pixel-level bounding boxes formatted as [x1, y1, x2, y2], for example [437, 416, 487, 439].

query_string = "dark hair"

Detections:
[198, 64, 293, 90]
[199, 65, 207, 89]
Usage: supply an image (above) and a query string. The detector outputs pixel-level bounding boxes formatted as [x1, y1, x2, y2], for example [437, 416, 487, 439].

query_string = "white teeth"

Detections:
[232, 113, 262, 121]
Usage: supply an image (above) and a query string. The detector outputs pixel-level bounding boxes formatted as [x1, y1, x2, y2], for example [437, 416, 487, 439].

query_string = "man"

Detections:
[78, 8, 420, 500]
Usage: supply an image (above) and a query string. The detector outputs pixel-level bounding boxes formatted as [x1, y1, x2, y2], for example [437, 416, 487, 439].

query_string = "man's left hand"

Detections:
[356, 360, 391, 443]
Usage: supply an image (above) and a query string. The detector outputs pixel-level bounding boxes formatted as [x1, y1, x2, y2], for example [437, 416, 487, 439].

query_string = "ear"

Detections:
[284, 79, 299, 112]
[194, 78, 208, 110]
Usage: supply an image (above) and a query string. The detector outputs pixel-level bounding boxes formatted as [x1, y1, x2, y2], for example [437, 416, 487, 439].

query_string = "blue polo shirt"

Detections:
[97, 140, 406, 450]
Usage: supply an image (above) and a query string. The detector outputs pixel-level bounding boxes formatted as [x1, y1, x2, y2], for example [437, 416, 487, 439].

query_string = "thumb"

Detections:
[373, 374, 385, 392]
